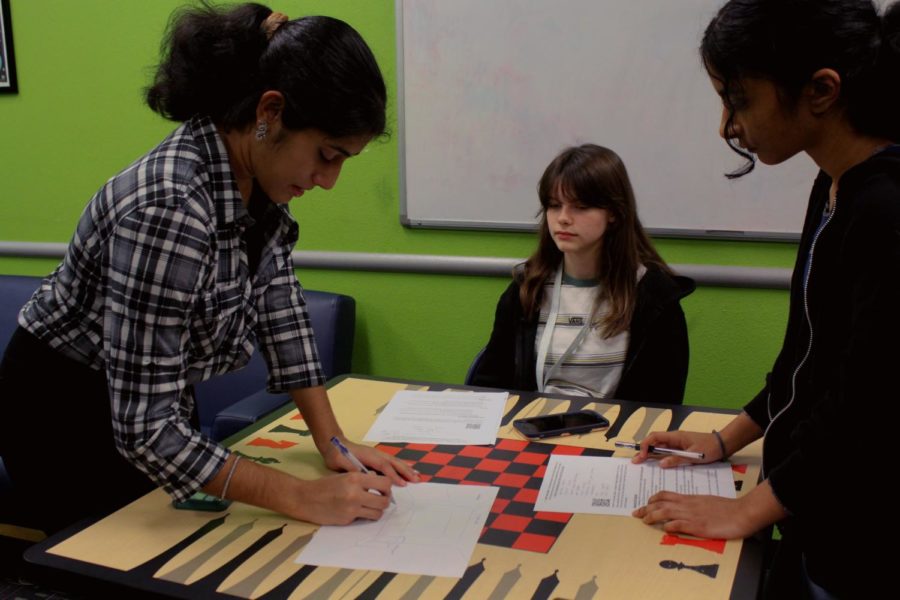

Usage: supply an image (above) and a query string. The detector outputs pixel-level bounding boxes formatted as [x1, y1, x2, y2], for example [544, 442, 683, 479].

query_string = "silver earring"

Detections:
[255, 120, 268, 141]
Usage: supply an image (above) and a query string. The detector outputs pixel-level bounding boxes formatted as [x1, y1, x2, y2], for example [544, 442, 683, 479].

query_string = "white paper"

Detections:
[535, 455, 736, 516]
[295, 482, 499, 577]
[363, 390, 508, 445]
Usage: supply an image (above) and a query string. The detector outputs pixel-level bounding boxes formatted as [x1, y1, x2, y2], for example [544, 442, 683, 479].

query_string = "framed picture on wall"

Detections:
[1, 0, 17, 94]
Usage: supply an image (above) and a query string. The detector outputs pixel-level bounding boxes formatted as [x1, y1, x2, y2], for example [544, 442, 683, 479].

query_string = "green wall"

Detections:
[0, 0, 797, 409]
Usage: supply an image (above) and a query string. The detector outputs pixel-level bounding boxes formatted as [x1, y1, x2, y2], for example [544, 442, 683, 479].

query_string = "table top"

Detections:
[26, 375, 766, 600]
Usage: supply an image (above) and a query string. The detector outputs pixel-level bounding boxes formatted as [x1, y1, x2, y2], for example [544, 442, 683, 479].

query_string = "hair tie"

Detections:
[262, 11, 289, 40]
[712, 430, 727, 462]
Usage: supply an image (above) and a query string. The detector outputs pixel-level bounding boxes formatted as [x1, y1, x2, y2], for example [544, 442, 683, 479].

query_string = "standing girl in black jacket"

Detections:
[632, 1, 900, 597]
[470, 144, 694, 404]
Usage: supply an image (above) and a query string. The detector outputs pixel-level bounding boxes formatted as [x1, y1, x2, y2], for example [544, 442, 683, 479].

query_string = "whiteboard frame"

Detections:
[395, 0, 803, 242]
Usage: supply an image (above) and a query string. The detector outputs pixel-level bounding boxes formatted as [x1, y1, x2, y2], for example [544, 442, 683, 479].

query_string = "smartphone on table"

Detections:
[512, 409, 610, 440]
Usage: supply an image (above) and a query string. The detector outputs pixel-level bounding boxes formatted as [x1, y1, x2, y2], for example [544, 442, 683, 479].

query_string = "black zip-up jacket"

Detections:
[470, 264, 695, 404]
[744, 147, 900, 597]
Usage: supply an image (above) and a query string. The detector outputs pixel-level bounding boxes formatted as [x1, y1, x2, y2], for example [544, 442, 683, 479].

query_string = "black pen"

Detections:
[614, 441, 704, 460]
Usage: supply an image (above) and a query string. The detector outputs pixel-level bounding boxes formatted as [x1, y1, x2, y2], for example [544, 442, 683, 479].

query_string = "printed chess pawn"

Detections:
[659, 559, 719, 579]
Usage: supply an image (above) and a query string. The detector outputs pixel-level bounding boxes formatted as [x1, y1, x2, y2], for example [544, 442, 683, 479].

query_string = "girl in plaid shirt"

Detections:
[0, 2, 417, 535]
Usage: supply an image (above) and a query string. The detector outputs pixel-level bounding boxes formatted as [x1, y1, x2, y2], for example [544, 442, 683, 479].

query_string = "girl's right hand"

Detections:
[291, 471, 393, 525]
[631, 431, 722, 468]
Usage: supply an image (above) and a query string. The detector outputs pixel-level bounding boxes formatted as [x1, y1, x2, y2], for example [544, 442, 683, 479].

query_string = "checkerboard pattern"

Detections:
[377, 438, 611, 553]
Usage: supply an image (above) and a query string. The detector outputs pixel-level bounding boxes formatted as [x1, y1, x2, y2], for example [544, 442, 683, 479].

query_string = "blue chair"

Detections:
[0, 276, 44, 536]
[0, 275, 42, 354]
[197, 290, 356, 440]
[0, 276, 44, 498]
[464, 346, 487, 385]
[0, 275, 355, 496]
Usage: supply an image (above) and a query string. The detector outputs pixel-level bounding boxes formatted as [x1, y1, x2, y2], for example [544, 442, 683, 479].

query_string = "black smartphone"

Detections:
[512, 409, 610, 440]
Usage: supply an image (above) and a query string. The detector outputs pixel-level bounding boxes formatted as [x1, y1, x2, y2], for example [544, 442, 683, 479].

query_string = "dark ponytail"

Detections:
[866, 2, 900, 142]
[701, 0, 900, 177]
[146, 2, 386, 138]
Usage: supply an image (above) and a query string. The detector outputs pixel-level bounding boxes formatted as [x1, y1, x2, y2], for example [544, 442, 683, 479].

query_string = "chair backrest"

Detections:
[0, 274, 355, 439]
[0, 276, 42, 498]
[192, 289, 356, 435]
[464, 346, 487, 386]
[0, 275, 41, 359]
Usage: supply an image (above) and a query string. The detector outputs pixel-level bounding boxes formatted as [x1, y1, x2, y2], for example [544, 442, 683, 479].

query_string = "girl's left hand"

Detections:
[632, 491, 755, 540]
[323, 438, 420, 486]
[633, 479, 785, 540]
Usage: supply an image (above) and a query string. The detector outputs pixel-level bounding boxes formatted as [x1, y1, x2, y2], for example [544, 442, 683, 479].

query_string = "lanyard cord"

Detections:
[535, 267, 595, 392]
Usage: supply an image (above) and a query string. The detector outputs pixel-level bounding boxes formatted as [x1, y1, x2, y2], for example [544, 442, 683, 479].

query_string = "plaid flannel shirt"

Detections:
[19, 116, 325, 501]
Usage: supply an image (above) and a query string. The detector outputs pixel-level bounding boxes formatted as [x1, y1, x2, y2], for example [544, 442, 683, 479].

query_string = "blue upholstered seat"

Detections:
[464, 346, 487, 386]
[0, 276, 43, 500]
[195, 289, 356, 440]
[0, 274, 355, 503]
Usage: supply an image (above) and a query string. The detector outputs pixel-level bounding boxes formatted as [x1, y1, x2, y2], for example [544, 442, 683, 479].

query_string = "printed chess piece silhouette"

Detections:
[660, 559, 719, 579]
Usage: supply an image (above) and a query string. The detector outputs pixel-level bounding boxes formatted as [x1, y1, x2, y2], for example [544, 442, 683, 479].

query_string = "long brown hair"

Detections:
[518, 144, 670, 337]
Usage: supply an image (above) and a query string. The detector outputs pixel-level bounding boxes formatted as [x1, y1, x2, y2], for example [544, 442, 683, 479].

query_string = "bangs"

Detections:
[538, 149, 615, 210]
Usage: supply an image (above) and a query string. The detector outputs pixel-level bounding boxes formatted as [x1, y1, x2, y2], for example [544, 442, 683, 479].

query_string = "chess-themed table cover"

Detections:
[39, 377, 764, 599]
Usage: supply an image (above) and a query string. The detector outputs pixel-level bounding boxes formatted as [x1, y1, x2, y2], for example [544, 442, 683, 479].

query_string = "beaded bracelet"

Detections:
[711, 429, 727, 461]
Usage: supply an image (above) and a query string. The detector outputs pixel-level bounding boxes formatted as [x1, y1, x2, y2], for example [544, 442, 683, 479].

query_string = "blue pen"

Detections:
[330, 436, 396, 505]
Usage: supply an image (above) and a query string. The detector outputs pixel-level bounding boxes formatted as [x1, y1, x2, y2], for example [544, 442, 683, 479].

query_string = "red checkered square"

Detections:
[512, 533, 556, 553]
[435, 465, 472, 479]
[459, 446, 493, 458]
[492, 498, 511, 513]
[476, 458, 511, 472]
[513, 452, 547, 465]
[494, 472, 530, 488]
[378, 445, 402, 456]
[496, 438, 529, 452]
[492, 514, 531, 532]
[551, 445, 585, 455]
[420, 452, 455, 465]
[513, 488, 539, 504]
[406, 443, 437, 452]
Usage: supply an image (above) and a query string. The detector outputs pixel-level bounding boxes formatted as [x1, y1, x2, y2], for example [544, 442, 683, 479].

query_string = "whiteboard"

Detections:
[397, 0, 820, 240]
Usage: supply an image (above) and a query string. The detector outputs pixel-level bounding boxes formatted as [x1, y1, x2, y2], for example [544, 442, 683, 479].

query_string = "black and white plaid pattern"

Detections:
[18, 116, 325, 500]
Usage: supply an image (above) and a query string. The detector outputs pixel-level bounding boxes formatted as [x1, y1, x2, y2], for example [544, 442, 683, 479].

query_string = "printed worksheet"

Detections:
[296, 482, 499, 577]
[535, 455, 736, 516]
[363, 390, 508, 445]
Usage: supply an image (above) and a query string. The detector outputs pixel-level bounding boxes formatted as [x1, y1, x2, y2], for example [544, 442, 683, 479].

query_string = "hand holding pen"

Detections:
[615, 441, 704, 460]
[330, 436, 397, 505]
[623, 431, 723, 468]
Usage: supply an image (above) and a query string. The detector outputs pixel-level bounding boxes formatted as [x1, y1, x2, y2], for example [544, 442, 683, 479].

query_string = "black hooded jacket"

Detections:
[470, 264, 695, 404]
[744, 147, 900, 597]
